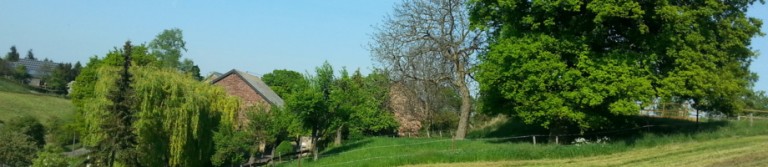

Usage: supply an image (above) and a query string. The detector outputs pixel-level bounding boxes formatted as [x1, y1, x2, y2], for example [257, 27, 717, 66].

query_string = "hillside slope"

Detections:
[0, 90, 74, 124]
[0, 78, 34, 94]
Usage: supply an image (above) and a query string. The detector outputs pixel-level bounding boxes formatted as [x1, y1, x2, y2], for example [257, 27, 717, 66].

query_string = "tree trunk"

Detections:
[334, 124, 343, 146]
[454, 78, 472, 140]
[548, 121, 567, 144]
[312, 128, 319, 161]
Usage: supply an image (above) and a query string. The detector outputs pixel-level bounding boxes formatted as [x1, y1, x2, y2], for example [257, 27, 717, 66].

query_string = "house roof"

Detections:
[211, 69, 285, 107]
[9, 59, 60, 78]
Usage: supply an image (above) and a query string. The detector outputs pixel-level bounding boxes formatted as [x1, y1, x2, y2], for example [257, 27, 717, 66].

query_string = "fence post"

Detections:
[738, 114, 741, 121]
[532, 136, 537, 145]
[451, 138, 456, 151]
[555, 136, 559, 145]
[751, 113, 754, 127]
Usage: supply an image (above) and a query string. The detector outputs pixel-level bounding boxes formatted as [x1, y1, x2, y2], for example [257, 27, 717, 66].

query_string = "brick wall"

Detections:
[214, 74, 271, 125]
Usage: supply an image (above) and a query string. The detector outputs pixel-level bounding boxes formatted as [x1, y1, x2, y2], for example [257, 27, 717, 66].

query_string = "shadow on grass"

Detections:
[321, 139, 374, 155]
[468, 115, 730, 145]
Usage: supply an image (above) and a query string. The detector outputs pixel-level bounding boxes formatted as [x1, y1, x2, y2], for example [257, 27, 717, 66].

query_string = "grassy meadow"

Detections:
[0, 78, 74, 124]
[277, 118, 768, 167]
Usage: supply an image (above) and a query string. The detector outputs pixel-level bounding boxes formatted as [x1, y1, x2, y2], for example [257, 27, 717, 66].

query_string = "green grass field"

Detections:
[408, 135, 768, 167]
[0, 78, 34, 94]
[0, 78, 74, 124]
[277, 119, 768, 167]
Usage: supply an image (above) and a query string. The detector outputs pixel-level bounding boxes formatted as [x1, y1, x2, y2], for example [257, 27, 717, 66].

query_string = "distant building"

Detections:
[8, 58, 59, 87]
[210, 69, 284, 110]
[209, 69, 300, 162]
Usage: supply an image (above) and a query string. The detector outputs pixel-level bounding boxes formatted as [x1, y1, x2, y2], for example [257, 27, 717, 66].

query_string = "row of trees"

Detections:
[370, 0, 765, 139]
[3, 45, 37, 61]
[69, 28, 397, 166]
[213, 63, 399, 165]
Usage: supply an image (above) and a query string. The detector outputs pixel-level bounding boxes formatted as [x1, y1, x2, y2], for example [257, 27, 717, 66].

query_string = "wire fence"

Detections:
[265, 111, 768, 167]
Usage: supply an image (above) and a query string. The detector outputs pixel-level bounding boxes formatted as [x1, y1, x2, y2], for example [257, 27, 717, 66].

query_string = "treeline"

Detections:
[213, 63, 399, 165]
[58, 28, 397, 166]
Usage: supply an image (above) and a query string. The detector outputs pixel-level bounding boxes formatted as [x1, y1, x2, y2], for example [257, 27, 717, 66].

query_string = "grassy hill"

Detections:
[277, 119, 768, 167]
[408, 135, 768, 167]
[0, 78, 34, 94]
[0, 78, 74, 124]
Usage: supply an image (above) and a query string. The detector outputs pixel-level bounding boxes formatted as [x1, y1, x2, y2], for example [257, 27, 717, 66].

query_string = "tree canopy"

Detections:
[72, 40, 240, 166]
[471, 0, 764, 132]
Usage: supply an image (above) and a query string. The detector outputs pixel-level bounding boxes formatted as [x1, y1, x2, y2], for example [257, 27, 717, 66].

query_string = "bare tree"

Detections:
[370, 0, 484, 139]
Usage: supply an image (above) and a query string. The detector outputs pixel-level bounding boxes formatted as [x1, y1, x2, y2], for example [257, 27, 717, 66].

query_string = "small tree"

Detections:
[5, 46, 20, 61]
[32, 145, 69, 167]
[26, 49, 36, 60]
[14, 64, 30, 81]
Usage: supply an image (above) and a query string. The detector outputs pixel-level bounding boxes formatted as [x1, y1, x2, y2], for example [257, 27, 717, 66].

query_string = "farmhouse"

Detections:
[210, 69, 311, 164]
[8, 58, 59, 87]
[210, 69, 284, 112]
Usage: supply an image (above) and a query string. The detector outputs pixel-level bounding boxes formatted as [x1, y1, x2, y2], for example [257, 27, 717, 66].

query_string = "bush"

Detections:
[0, 130, 39, 166]
[32, 145, 69, 167]
[275, 141, 294, 156]
[4, 115, 46, 147]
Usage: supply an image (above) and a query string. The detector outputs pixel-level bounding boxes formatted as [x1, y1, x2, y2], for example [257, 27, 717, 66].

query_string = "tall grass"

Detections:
[0, 78, 32, 94]
[277, 119, 768, 167]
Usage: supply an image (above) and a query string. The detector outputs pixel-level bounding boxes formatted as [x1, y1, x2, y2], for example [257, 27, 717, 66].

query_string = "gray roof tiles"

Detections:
[212, 69, 285, 107]
[9, 59, 60, 78]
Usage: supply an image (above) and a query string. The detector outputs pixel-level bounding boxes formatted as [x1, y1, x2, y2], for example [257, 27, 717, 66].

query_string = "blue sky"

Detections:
[1, 1, 767, 92]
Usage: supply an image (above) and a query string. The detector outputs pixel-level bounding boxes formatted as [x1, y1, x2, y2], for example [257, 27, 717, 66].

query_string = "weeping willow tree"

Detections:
[72, 42, 240, 166]
[131, 67, 239, 166]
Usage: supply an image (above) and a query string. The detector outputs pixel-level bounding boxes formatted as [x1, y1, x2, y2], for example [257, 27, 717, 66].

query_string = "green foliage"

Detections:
[471, 0, 763, 131]
[43, 63, 80, 94]
[4, 115, 46, 148]
[133, 67, 240, 166]
[211, 122, 251, 166]
[14, 64, 30, 81]
[0, 130, 39, 167]
[0, 57, 9, 76]
[149, 28, 187, 69]
[72, 40, 240, 166]
[5, 45, 20, 61]
[179, 58, 202, 80]
[32, 145, 69, 167]
[746, 90, 768, 110]
[275, 141, 294, 156]
[26, 49, 36, 60]
[262, 69, 308, 98]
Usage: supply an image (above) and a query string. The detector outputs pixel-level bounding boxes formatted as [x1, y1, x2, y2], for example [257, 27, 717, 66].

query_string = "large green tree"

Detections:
[73, 41, 240, 166]
[149, 28, 186, 68]
[471, 0, 763, 134]
[262, 69, 308, 98]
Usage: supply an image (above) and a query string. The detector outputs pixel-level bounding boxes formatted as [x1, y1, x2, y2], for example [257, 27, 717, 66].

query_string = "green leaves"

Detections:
[472, 0, 761, 132]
